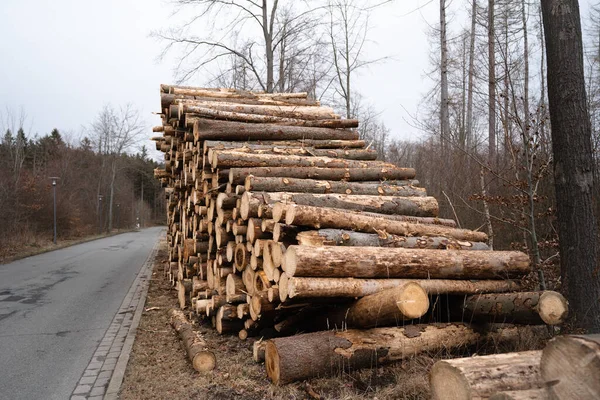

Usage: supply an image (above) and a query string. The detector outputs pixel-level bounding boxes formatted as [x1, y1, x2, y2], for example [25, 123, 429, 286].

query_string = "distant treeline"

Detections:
[0, 120, 164, 254]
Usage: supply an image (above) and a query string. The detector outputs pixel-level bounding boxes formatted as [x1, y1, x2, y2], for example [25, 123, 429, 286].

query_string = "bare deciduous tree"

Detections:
[91, 104, 145, 232]
[155, 0, 324, 93]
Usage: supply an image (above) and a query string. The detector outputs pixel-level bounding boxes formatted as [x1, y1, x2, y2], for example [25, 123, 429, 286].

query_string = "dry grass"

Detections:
[120, 242, 551, 400]
[0, 229, 134, 264]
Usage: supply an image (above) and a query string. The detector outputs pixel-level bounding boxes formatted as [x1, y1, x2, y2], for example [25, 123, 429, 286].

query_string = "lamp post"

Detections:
[49, 177, 59, 244]
[98, 194, 103, 234]
[116, 203, 120, 231]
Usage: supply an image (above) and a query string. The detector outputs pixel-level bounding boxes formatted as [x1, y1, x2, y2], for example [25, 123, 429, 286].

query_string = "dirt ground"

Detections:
[120, 242, 549, 400]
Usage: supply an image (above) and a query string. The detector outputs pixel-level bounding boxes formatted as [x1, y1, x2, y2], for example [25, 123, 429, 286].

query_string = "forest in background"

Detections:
[0, 105, 165, 260]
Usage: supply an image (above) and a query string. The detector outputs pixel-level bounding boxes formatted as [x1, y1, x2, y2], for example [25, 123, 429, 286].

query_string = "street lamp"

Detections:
[49, 177, 59, 244]
[98, 194, 103, 234]
[116, 203, 120, 231]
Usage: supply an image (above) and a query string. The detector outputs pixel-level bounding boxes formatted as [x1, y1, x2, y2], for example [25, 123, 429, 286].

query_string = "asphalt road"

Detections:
[0, 227, 163, 400]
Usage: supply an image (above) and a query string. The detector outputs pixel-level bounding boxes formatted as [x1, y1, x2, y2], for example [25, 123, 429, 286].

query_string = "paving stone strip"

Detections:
[70, 236, 161, 400]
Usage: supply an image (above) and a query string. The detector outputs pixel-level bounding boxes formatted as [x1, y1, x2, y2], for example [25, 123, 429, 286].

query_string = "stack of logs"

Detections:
[153, 85, 569, 385]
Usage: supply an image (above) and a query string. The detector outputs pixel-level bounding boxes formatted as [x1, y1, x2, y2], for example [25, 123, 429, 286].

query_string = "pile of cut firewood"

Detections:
[153, 85, 568, 385]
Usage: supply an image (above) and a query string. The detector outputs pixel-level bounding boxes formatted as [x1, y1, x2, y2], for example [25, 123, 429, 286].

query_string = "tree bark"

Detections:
[430, 351, 542, 400]
[194, 119, 358, 141]
[282, 245, 529, 279]
[488, 0, 496, 163]
[245, 176, 426, 196]
[169, 308, 216, 372]
[279, 275, 521, 301]
[284, 204, 487, 242]
[265, 323, 479, 384]
[463, 291, 568, 325]
[541, 0, 600, 332]
[249, 191, 439, 217]
[203, 139, 367, 153]
[489, 388, 549, 400]
[211, 150, 393, 170]
[541, 334, 600, 399]
[229, 166, 416, 184]
[296, 229, 489, 250]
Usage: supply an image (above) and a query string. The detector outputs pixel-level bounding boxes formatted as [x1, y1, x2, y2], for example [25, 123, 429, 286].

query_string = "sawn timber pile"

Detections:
[152, 85, 568, 385]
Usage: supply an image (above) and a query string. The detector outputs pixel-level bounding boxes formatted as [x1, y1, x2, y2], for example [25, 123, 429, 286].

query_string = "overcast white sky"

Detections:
[0, 0, 594, 151]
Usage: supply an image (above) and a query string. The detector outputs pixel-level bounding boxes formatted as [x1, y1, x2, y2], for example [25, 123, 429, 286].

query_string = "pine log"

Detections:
[296, 230, 489, 250]
[463, 291, 568, 325]
[489, 389, 549, 400]
[181, 101, 337, 120]
[250, 192, 440, 217]
[245, 176, 426, 196]
[234, 243, 248, 271]
[194, 119, 358, 141]
[225, 274, 245, 297]
[279, 275, 521, 301]
[541, 334, 600, 400]
[204, 139, 366, 152]
[285, 204, 486, 242]
[191, 276, 209, 298]
[265, 323, 479, 385]
[430, 351, 543, 400]
[216, 305, 244, 334]
[186, 106, 357, 127]
[177, 279, 192, 309]
[169, 308, 216, 372]
[229, 166, 416, 185]
[212, 150, 396, 170]
[282, 245, 528, 279]
[207, 146, 378, 160]
[343, 282, 429, 328]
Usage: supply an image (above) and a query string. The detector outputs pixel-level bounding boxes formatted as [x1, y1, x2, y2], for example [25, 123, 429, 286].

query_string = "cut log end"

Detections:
[538, 291, 568, 325]
[430, 362, 471, 400]
[395, 281, 430, 319]
[192, 352, 217, 372]
[265, 341, 282, 385]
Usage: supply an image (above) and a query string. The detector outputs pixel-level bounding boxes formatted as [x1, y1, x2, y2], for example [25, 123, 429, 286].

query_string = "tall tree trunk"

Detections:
[488, 0, 496, 164]
[108, 159, 116, 232]
[440, 0, 451, 154]
[541, 0, 600, 333]
[262, 0, 277, 93]
[466, 0, 477, 149]
[521, 0, 544, 288]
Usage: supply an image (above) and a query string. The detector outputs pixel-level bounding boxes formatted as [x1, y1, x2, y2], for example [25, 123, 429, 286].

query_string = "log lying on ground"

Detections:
[279, 275, 521, 301]
[244, 176, 426, 196]
[284, 204, 486, 241]
[169, 308, 216, 372]
[463, 291, 568, 325]
[489, 389, 549, 400]
[341, 282, 429, 328]
[282, 246, 530, 279]
[229, 166, 417, 184]
[430, 351, 543, 400]
[194, 119, 359, 141]
[265, 323, 479, 385]
[541, 334, 600, 400]
[296, 230, 490, 250]
[211, 150, 395, 170]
